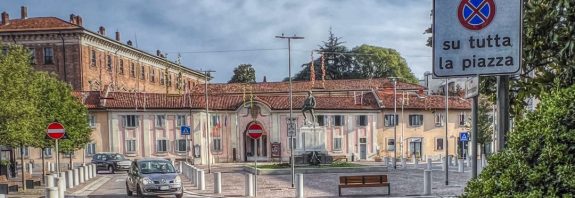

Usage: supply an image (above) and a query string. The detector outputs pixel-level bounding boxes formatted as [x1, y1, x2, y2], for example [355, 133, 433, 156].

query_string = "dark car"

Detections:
[91, 153, 132, 174]
[126, 158, 183, 198]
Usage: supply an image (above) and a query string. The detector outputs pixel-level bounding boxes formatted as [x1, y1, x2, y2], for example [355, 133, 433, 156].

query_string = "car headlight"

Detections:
[174, 176, 181, 184]
[142, 177, 153, 185]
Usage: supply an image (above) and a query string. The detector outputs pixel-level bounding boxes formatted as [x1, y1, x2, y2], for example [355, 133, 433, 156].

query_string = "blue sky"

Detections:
[4, 0, 433, 83]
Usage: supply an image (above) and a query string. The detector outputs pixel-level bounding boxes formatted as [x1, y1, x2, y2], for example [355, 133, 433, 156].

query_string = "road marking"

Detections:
[69, 175, 112, 197]
[115, 178, 126, 182]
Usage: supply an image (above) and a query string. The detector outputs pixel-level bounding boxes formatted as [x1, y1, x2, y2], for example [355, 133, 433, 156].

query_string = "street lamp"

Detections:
[202, 70, 215, 173]
[275, 34, 304, 188]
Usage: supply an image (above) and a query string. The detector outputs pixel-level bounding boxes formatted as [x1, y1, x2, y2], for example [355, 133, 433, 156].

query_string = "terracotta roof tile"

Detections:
[72, 91, 101, 109]
[0, 17, 80, 32]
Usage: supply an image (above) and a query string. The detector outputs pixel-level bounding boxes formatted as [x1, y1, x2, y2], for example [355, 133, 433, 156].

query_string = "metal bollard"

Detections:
[58, 172, 66, 198]
[199, 170, 205, 190]
[93, 164, 97, 177]
[427, 158, 432, 170]
[73, 168, 79, 186]
[47, 174, 55, 188]
[383, 157, 389, 166]
[79, 166, 85, 184]
[45, 187, 58, 198]
[214, 172, 222, 194]
[423, 170, 431, 195]
[296, 173, 304, 198]
[458, 159, 464, 172]
[401, 158, 406, 169]
[245, 174, 254, 197]
[442, 157, 447, 171]
[66, 170, 74, 188]
[85, 165, 90, 180]
[28, 163, 33, 176]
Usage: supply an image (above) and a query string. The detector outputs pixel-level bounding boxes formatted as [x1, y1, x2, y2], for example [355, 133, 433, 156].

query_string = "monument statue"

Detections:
[302, 90, 316, 125]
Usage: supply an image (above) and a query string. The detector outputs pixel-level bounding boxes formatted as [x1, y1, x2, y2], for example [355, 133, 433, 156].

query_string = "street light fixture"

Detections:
[275, 34, 304, 188]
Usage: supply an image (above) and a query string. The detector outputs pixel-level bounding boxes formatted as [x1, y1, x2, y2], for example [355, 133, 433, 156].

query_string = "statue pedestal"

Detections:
[296, 124, 325, 154]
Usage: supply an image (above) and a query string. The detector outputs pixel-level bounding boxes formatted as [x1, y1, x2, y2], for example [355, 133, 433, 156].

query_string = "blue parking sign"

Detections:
[460, 132, 469, 142]
[181, 126, 191, 135]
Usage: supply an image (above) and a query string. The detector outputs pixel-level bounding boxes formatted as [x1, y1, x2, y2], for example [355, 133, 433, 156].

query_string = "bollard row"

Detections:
[45, 164, 99, 198]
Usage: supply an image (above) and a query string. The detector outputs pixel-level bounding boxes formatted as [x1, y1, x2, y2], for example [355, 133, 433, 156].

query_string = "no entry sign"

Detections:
[247, 123, 264, 139]
[433, 0, 522, 77]
[46, 122, 66, 139]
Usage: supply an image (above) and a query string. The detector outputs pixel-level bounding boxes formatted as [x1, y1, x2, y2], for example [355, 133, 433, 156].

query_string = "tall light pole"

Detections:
[391, 78, 398, 169]
[275, 34, 304, 188]
[445, 78, 449, 185]
[202, 70, 215, 173]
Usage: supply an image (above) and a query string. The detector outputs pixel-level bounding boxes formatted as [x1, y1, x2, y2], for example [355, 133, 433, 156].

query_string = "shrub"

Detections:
[463, 85, 575, 197]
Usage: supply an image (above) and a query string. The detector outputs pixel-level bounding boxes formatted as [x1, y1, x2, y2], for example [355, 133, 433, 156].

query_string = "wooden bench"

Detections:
[332, 155, 348, 162]
[338, 175, 390, 196]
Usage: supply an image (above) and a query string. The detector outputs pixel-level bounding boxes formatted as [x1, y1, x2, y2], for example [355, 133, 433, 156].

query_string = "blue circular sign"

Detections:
[458, 0, 496, 30]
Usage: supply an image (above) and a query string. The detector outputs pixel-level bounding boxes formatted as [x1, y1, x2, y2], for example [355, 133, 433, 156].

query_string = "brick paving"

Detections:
[182, 162, 472, 198]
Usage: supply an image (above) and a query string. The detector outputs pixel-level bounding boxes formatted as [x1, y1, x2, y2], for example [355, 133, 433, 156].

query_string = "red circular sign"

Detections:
[46, 122, 66, 139]
[457, 0, 496, 30]
[246, 123, 263, 139]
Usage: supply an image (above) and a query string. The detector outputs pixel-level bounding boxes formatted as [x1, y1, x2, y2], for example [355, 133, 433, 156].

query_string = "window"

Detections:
[43, 148, 52, 157]
[107, 55, 112, 71]
[358, 115, 368, 126]
[459, 113, 466, 126]
[436, 138, 444, 150]
[435, 113, 445, 127]
[155, 115, 165, 128]
[316, 115, 325, 126]
[119, 59, 124, 75]
[333, 115, 345, 126]
[156, 140, 168, 153]
[160, 71, 165, 85]
[140, 65, 145, 80]
[288, 137, 297, 150]
[29, 48, 36, 64]
[130, 63, 136, 78]
[20, 147, 29, 158]
[409, 114, 424, 126]
[86, 143, 96, 155]
[176, 115, 187, 127]
[126, 140, 136, 153]
[333, 137, 342, 151]
[387, 139, 395, 151]
[384, 114, 398, 127]
[88, 114, 96, 128]
[90, 50, 96, 67]
[211, 115, 220, 127]
[168, 74, 172, 87]
[176, 139, 187, 153]
[44, 47, 53, 64]
[124, 115, 138, 128]
[213, 138, 222, 151]
[150, 68, 155, 82]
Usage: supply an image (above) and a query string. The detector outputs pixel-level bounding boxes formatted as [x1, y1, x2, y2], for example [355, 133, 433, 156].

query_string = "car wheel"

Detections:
[126, 182, 133, 196]
[108, 165, 115, 174]
[175, 193, 183, 198]
[136, 184, 143, 197]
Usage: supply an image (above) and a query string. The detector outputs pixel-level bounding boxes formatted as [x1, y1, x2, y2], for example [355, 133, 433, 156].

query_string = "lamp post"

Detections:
[275, 34, 304, 188]
[202, 70, 215, 173]
[391, 78, 398, 169]
[445, 78, 449, 185]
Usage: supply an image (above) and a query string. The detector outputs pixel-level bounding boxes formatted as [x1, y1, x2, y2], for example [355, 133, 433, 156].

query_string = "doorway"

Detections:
[359, 138, 367, 160]
[409, 140, 422, 158]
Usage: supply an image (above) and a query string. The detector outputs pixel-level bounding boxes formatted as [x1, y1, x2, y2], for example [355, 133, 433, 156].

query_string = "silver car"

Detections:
[125, 158, 183, 197]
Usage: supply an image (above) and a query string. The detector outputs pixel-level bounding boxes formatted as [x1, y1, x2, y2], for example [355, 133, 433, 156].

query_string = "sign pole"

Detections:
[471, 95, 479, 178]
[55, 139, 59, 175]
[186, 134, 189, 164]
[496, 76, 510, 152]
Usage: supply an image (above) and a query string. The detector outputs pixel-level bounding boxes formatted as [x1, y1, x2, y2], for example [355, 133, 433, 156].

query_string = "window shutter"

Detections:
[122, 116, 126, 127]
[342, 116, 345, 126]
[136, 115, 140, 127]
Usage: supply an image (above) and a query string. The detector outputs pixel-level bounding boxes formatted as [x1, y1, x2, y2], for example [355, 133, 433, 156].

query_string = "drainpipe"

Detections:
[58, 32, 68, 82]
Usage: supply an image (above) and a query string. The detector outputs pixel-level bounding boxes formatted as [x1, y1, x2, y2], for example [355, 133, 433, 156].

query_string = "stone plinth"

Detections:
[295, 124, 325, 154]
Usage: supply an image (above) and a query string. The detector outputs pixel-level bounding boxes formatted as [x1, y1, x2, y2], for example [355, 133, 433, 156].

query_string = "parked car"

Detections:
[91, 152, 132, 174]
[126, 158, 183, 198]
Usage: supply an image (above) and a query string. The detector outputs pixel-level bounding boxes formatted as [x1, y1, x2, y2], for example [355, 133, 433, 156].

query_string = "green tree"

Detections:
[465, 98, 493, 156]
[351, 45, 418, 84]
[463, 85, 575, 197]
[229, 64, 256, 83]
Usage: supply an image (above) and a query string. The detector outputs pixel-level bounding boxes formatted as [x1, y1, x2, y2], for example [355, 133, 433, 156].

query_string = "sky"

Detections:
[3, 0, 433, 83]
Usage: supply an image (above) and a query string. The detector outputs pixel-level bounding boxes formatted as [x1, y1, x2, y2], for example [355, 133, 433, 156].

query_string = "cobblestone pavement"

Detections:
[184, 162, 473, 198]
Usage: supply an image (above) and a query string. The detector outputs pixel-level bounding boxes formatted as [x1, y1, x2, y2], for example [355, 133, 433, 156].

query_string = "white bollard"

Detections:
[455, 157, 459, 166]
[414, 155, 419, 168]
[245, 174, 254, 197]
[88, 165, 92, 179]
[28, 163, 33, 176]
[427, 158, 432, 170]
[423, 170, 431, 195]
[85, 165, 90, 180]
[383, 157, 389, 166]
[47, 174, 55, 188]
[467, 157, 471, 168]
[442, 157, 447, 171]
[214, 172, 222, 194]
[49, 162, 54, 172]
[73, 168, 79, 186]
[458, 159, 464, 173]
[296, 173, 304, 198]
[391, 158, 396, 168]
[79, 167, 85, 184]
[66, 170, 74, 188]
[193, 167, 198, 186]
[45, 187, 58, 198]
[199, 170, 205, 190]
[401, 158, 406, 169]
[58, 172, 66, 198]
[92, 164, 97, 177]
[179, 162, 183, 173]
[412, 155, 416, 164]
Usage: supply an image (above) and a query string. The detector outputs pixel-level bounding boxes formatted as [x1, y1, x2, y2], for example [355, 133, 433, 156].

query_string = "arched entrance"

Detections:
[244, 121, 268, 162]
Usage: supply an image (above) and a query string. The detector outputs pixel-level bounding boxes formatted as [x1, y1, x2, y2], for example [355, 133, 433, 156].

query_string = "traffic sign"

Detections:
[181, 126, 191, 135]
[433, 0, 522, 77]
[287, 118, 297, 137]
[460, 132, 469, 142]
[247, 123, 264, 139]
[46, 122, 66, 140]
[465, 76, 479, 98]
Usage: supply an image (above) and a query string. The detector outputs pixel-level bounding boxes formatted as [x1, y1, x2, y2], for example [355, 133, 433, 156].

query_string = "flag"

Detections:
[310, 51, 315, 85]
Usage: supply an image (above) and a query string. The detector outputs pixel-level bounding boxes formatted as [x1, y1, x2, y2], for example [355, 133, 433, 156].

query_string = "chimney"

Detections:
[1, 12, 9, 25]
[115, 31, 120, 41]
[20, 6, 27, 19]
[98, 26, 106, 35]
[263, 76, 267, 83]
[156, 49, 161, 56]
[127, 40, 133, 46]
[76, 15, 83, 26]
[69, 14, 76, 24]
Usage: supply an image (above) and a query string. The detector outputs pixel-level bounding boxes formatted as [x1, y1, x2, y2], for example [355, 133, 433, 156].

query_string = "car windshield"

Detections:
[111, 154, 125, 160]
[138, 161, 175, 174]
